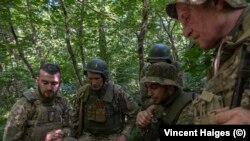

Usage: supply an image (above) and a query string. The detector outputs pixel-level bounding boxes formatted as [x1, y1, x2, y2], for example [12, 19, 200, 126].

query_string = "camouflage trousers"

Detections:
[78, 132, 120, 141]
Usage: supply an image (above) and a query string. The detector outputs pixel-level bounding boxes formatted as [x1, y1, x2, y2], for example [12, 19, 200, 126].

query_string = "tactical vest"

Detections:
[193, 42, 250, 124]
[154, 91, 194, 124]
[80, 83, 124, 135]
[22, 90, 64, 141]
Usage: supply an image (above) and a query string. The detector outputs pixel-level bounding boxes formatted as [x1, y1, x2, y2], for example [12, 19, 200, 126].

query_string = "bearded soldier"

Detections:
[3, 63, 76, 141]
[136, 62, 194, 141]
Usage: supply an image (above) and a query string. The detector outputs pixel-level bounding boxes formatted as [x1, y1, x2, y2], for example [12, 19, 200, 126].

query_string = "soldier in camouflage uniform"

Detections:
[166, 0, 250, 124]
[136, 62, 194, 141]
[140, 43, 184, 110]
[71, 58, 138, 141]
[3, 63, 76, 141]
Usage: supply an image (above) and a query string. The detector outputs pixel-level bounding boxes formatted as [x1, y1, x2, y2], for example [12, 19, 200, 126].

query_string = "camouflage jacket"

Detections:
[71, 81, 138, 138]
[192, 7, 250, 124]
[140, 62, 184, 110]
[3, 88, 72, 141]
[141, 90, 194, 141]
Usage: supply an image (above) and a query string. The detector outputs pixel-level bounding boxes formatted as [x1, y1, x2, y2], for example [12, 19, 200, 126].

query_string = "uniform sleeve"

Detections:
[3, 97, 31, 141]
[115, 85, 139, 138]
[71, 86, 87, 138]
[61, 97, 73, 137]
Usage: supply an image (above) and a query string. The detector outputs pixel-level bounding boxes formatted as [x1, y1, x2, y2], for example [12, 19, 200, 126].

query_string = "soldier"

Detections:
[136, 62, 194, 141]
[140, 43, 184, 110]
[3, 63, 76, 141]
[72, 58, 138, 141]
[166, 0, 250, 124]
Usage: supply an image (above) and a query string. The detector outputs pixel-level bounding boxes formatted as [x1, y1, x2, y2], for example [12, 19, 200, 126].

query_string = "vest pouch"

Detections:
[95, 107, 106, 122]
[31, 105, 62, 141]
[87, 104, 96, 121]
[193, 91, 223, 124]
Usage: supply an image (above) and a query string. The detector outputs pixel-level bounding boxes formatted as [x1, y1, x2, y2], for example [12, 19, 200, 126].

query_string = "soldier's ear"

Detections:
[35, 76, 39, 84]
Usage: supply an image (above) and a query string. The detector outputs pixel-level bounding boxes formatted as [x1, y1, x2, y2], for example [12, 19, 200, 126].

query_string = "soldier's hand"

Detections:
[215, 107, 250, 124]
[112, 134, 127, 141]
[146, 104, 156, 113]
[136, 110, 154, 128]
[44, 129, 63, 141]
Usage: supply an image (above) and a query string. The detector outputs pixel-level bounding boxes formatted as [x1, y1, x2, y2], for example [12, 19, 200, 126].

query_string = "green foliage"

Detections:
[0, 0, 214, 139]
[181, 43, 213, 90]
[182, 44, 212, 76]
[0, 118, 6, 140]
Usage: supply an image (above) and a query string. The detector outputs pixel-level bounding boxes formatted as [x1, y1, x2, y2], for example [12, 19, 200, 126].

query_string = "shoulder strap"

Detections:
[111, 83, 123, 107]
[166, 92, 194, 124]
[23, 89, 38, 102]
[103, 82, 114, 102]
[22, 89, 41, 125]
[77, 84, 89, 138]
[231, 40, 250, 108]
[77, 84, 90, 102]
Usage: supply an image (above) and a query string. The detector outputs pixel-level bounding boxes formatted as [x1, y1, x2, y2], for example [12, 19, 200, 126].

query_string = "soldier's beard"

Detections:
[91, 84, 102, 91]
[91, 81, 107, 91]
[38, 86, 58, 103]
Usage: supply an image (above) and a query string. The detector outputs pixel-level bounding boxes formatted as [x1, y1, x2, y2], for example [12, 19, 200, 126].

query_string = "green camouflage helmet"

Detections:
[147, 43, 172, 63]
[141, 62, 180, 88]
[166, 0, 248, 19]
[84, 58, 109, 80]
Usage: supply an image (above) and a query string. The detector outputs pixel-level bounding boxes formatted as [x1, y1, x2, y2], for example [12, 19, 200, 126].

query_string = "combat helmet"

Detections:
[147, 43, 172, 63]
[84, 58, 109, 80]
[166, 0, 248, 19]
[141, 62, 180, 88]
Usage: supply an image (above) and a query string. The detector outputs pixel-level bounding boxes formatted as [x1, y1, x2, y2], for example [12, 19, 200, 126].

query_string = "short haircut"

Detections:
[40, 63, 61, 75]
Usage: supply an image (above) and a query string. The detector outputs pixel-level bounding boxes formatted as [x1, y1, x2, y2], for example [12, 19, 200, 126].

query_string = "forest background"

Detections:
[2, 0, 247, 140]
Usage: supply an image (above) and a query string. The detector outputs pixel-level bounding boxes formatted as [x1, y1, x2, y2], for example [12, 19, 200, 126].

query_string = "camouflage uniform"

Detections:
[166, 0, 250, 124]
[140, 62, 194, 141]
[72, 81, 138, 141]
[3, 88, 73, 141]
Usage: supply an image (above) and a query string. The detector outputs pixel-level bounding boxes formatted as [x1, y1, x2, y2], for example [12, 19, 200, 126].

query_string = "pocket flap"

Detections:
[199, 91, 214, 102]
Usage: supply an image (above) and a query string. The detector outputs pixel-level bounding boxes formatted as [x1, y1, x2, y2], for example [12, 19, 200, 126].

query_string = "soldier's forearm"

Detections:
[121, 124, 133, 137]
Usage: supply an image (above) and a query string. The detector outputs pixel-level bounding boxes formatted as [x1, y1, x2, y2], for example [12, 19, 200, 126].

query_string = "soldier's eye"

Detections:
[42, 80, 49, 85]
[51, 82, 59, 86]
[146, 83, 161, 90]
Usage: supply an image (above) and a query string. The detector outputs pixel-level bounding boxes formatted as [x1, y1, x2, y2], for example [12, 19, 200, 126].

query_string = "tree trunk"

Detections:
[7, 7, 36, 79]
[26, 0, 45, 66]
[60, 0, 83, 85]
[161, 17, 179, 61]
[77, 0, 86, 77]
[98, 23, 108, 61]
[137, 0, 149, 79]
[98, 0, 108, 64]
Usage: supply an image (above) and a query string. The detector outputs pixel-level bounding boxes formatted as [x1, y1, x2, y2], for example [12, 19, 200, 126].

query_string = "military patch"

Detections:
[48, 111, 55, 122]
